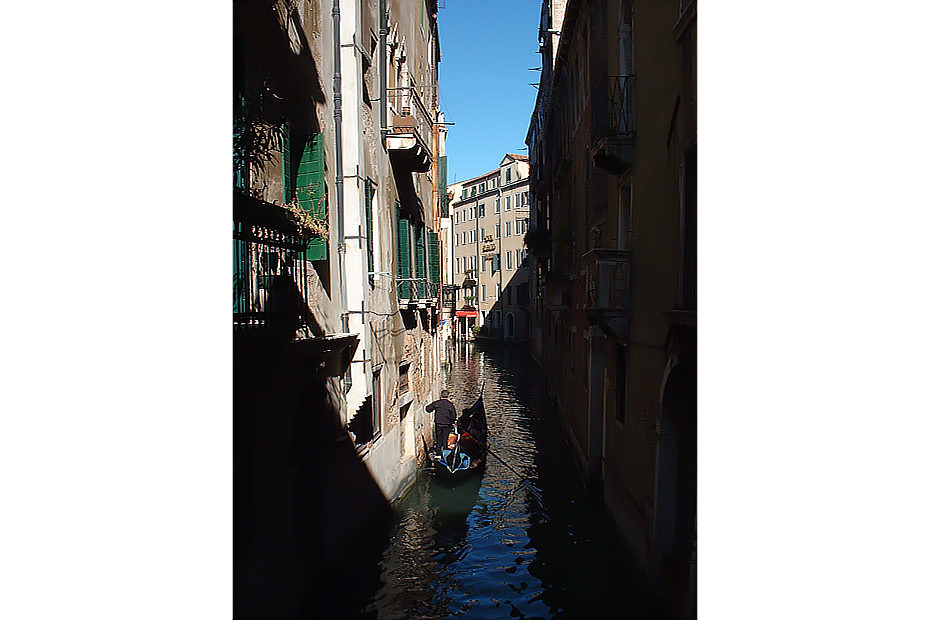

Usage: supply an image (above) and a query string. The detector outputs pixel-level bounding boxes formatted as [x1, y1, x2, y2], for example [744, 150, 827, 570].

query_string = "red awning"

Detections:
[455, 309, 478, 318]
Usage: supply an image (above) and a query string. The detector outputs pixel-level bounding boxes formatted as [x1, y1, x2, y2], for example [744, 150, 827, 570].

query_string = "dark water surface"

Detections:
[357, 342, 660, 619]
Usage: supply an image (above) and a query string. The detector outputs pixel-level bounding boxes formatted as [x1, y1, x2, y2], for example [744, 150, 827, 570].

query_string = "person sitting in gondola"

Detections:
[441, 425, 470, 470]
[461, 398, 488, 445]
[454, 413, 485, 468]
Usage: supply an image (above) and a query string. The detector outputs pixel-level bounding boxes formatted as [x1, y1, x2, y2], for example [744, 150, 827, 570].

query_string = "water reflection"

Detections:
[359, 342, 660, 619]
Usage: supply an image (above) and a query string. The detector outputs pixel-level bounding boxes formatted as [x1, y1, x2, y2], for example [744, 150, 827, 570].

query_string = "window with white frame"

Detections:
[456, 257, 461, 273]
[505, 221, 511, 237]
[495, 199, 500, 214]
[506, 250, 512, 270]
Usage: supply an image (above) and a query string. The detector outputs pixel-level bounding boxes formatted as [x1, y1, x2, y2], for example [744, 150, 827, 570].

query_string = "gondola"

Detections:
[430, 388, 488, 479]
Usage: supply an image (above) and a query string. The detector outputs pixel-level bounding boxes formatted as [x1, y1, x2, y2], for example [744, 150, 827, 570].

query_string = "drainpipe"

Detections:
[332, 0, 353, 399]
[379, 0, 388, 141]
[333, 0, 348, 337]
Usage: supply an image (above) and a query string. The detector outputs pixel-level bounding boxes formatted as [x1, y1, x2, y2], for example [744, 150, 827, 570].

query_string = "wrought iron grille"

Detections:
[233, 200, 316, 332]
[593, 75, 636, 139]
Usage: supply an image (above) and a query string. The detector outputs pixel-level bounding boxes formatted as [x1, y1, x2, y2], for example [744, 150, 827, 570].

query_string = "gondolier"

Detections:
[425, 389, 456, 454]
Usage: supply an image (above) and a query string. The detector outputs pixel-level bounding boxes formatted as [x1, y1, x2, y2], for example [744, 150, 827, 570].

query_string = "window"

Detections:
[461, 188, 467, 200]
[364, 179, 375, 284]
[569, 329, 575, 370]
[495, 223, 500, 238]
[496, 283, 501, 298]
[372, 369, 382, 439]
[471, 187, 476, 197]
[398, 361, 410, 394]
[456, 257, 461, 273]
[506, 196, 511, 211]
[482, 256, 487, 273]
[480, 227, 485, 240]
[523, 191, 528, 206]
[506, 168, 512, 183]
[479, 204, 485, 217]
[505, 222, 511, 237]
[619, 181, 632, 251]
[616, 345, 627, 424]
[506, 250, 512, 270]
[482, 284, 486, 302]
[495, 199, 500, 214]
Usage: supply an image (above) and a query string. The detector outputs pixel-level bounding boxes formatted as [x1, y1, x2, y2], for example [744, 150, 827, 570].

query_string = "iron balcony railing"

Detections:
[581, 248, 631, 313]
[396, 277, 439, 304]
[233, 195, 317, 332]
[592, 75, 635, 139]
[386, 86, 433, 158]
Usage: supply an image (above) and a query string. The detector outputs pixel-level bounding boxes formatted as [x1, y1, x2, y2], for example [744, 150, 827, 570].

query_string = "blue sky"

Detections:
[436, 0, 541, 183]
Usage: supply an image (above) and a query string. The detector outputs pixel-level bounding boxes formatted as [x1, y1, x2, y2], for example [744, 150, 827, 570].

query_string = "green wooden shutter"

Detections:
[439, 156, 448, 218]
[414, 224, 425, 283]
[427, 230, 439, 284]
[365, 180, 374, 280]
[296, 133, 327, 260]
[234, 94, 248, 190]
[396, 205, 410, 298]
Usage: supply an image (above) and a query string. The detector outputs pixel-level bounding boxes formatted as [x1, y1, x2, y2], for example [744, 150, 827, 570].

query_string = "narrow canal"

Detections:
[353, 342, 661, 619]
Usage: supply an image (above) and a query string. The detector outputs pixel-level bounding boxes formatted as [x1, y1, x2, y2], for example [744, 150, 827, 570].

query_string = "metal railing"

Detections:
[581, 248, 631, 312]
[386, 86, 433, 157]
[233, 196, 316, 332]
[592, 75, 635, 139]
[396, 277, 439, 303]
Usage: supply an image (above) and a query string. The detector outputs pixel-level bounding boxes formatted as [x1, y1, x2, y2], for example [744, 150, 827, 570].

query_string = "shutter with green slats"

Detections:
[296, 133, 328, 260]
[427, 230, 439, 285]
[396, 204, 411, 299]
[438, 156, 448, 218]
[414, 224, 425, 285]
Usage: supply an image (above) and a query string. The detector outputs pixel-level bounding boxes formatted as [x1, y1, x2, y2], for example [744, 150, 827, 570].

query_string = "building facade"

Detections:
[526, 0, 696, 617]
[447, 154, 532, 340]
[233, 1, 446, 616]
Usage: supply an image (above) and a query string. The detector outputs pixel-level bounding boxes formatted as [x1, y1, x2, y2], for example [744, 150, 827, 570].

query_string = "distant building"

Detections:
[526, 0, 696, 617]
[448, 154, 532, 340]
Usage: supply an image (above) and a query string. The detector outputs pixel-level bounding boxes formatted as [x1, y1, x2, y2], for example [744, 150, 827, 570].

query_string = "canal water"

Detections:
[354, 342, 661, 619]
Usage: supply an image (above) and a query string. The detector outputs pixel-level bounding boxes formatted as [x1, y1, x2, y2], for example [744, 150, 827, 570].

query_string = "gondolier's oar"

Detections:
[482, 443, 523, 479]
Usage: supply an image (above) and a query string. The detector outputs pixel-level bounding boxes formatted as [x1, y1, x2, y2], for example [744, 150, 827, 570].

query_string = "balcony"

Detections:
[590, 76, 635, 174]
[397, 277, 439, 308]
[385, 86, 433, 172]
[581, 248, 631, 338]
[233, 193, 321, 335]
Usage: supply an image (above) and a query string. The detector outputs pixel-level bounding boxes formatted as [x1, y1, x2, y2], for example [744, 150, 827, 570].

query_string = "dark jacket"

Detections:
[426, 398, 456, 427]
